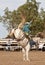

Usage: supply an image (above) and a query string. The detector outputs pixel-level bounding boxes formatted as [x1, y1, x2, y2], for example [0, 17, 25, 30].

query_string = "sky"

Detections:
[0, 0, 45, 38]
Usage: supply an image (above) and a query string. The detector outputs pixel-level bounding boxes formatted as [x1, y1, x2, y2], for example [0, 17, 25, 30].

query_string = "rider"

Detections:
[17, 13, 31, 40]
[22, 22, 30, 36]
[22, 21, 32, 39]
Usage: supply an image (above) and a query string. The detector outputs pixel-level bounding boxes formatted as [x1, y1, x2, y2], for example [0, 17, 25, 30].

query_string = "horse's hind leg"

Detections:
[25, 42, 30, 61]
[26, 51, 29, 61]
[22, 48, 26, 61]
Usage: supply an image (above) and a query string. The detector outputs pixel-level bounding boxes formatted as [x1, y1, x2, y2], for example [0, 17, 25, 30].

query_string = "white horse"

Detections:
[9, 28, 41, 61]
[13, 28, 30, 61]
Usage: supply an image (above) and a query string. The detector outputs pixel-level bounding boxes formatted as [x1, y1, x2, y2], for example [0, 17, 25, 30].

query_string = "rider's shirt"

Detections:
[22, 24, 30, 35]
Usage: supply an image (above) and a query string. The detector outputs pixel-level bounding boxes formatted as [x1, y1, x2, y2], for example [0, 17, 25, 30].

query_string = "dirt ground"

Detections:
[0, 51, 45, 65]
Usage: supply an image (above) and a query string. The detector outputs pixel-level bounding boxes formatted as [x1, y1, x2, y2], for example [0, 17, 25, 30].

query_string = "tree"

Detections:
[30, 15, 44, 35]
[17, 0, 39, 22]
[0, 16, 2, 22]
[27, 0, 30, 3]
[40, 8, 45, 32]
[2, 7, 21, 32]
[2, 0, 45, 35]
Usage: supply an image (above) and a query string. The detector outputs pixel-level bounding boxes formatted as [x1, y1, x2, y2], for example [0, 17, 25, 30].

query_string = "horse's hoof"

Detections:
[27, 59, 30, 62]
[23, 59, 26, 61]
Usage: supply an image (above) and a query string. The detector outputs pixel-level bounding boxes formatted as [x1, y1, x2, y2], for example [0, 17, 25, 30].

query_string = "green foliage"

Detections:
[30, 15, 45, 35]
[0, 16, 2, 22]
[2, 7, 21, 31]
[17, 1, 38, 22]
[1, 0, 45, 35]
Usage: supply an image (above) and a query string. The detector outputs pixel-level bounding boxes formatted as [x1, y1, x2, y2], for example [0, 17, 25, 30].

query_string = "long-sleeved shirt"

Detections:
[22, 24, 30, 34]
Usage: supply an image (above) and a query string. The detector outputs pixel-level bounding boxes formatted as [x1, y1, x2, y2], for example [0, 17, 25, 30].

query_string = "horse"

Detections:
[13, 28, 30, 61]
[6, 28, 41, 61]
